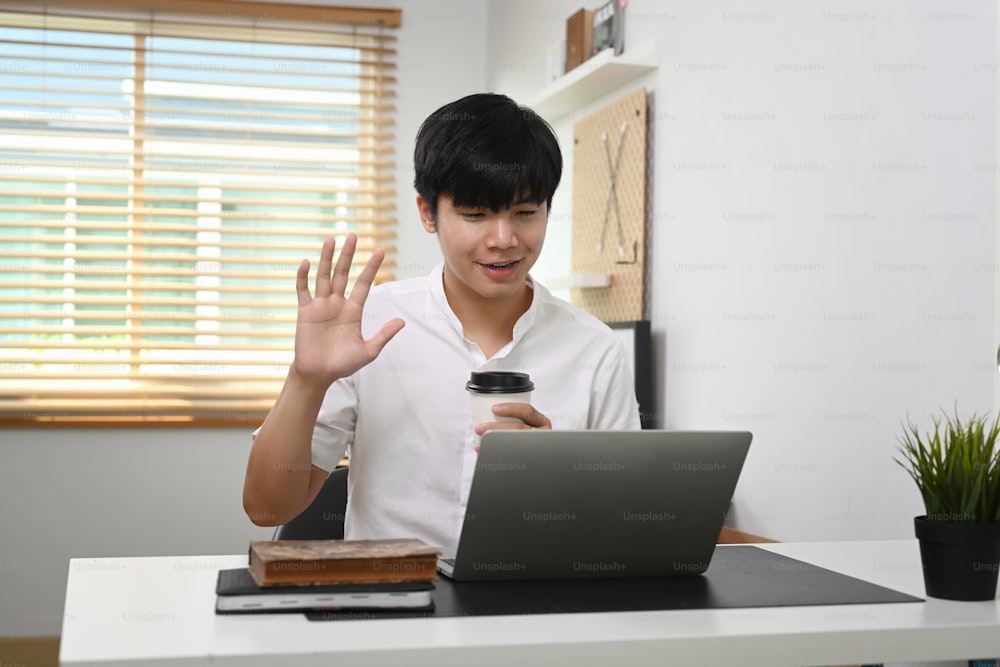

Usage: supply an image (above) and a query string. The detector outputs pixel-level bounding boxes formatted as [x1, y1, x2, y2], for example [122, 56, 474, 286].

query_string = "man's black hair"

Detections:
[413, 93, 563, 220]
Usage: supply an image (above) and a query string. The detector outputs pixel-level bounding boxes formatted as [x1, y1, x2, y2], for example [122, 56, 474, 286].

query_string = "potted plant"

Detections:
[895, 408, 1000, 601]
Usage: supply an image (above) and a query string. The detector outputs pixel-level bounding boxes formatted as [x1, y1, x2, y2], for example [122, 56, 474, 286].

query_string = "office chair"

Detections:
[272, 466, 348, 540]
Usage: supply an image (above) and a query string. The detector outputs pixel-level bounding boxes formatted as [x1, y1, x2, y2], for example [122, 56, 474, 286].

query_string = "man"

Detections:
[244, 93, 640, 554]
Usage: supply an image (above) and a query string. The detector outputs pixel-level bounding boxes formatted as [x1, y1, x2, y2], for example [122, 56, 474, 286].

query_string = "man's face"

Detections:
[419, 194, 548, 303]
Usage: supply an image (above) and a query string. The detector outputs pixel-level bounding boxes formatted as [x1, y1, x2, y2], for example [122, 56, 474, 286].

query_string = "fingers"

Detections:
[349, 247, 384, 306]
[295, 258, 312, 307]
[475, 421, 522, 436]
[492, 402, 551, 429]
[363, 317, 405, 359]
[330, 233, 358, 297]
[314, 237, 335, 298]
[313, 234, 360, 299]
[473, 403, 551, 437]
[313, 234, 383, 303]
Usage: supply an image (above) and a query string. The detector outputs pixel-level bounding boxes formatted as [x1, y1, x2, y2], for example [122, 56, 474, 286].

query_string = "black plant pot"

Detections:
[914, 516, 1000, 601]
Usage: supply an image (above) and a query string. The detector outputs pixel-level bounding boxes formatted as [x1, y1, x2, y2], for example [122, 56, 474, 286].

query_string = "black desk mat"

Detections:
[306, 545, 923, 621]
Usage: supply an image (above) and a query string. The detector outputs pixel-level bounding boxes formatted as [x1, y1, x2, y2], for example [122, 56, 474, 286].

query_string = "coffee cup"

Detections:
[466, 371, 534, 431]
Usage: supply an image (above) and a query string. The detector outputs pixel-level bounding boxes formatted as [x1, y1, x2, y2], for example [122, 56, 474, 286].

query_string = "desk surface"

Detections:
[60, 540, 1000, 667]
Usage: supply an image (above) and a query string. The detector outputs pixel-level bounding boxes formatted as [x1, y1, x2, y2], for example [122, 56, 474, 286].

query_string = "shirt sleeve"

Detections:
[310, 374, 358, 472]
[588, 340, 642, 430]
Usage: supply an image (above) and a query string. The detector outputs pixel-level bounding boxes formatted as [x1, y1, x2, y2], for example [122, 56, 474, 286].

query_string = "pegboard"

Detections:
[571, 87, 647, 322]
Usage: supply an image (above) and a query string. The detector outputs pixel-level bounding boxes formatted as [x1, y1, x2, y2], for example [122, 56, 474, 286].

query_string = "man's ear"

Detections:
[416, 196, 436, 233]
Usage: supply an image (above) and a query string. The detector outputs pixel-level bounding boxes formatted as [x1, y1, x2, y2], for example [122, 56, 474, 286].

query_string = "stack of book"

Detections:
[215, 538, 441, 614]
[564, 1, 626, 74]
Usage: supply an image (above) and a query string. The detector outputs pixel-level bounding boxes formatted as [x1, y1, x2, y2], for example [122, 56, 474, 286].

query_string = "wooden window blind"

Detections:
[0, 1, 400, 425]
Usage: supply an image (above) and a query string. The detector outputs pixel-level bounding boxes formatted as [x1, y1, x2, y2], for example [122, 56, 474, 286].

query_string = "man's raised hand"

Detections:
[291, 233, 405, 386]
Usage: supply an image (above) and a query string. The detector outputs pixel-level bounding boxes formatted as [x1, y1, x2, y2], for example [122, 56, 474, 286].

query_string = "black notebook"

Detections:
[215, 568, 435, 614]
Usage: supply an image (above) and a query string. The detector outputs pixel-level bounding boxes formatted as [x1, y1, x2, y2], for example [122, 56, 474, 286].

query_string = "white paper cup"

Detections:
[467, 371, 535, 431]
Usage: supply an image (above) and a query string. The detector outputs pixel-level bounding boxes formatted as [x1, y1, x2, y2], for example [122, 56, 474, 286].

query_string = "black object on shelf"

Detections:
[609, 320, 653, 429]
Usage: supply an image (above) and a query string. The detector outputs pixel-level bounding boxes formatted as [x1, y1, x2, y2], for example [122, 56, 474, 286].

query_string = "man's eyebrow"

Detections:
[512, 196, 541, 206]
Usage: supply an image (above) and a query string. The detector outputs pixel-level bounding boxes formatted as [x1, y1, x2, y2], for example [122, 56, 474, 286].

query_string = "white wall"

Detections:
[0, 0, 488, 638]
[490, 0, 998, 541]
[0, 429, 274, 636]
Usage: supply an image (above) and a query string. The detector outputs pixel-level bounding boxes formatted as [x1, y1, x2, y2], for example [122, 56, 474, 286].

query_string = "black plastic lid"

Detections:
[466, 371, 534, 394]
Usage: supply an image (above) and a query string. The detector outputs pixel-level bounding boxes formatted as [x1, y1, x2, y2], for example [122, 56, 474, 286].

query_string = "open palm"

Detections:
[292, 234, 405, 386]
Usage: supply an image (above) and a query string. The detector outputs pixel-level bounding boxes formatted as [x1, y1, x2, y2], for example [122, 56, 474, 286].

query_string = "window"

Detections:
[0, 1, 400, 425]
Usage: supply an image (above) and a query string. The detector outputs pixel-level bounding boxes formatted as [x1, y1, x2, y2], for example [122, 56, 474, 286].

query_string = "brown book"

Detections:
[565, 8, 594, 73]
[248, 538, 441, 587]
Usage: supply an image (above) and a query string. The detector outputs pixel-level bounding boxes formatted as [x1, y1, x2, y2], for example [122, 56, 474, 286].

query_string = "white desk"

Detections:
[59, 540, 1000, 667]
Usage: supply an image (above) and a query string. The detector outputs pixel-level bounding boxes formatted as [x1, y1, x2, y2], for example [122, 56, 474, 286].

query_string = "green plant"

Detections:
[895, 408, 1000, 524]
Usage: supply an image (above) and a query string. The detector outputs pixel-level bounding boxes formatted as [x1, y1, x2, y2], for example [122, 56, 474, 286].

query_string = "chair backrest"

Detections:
[272, 466, 348, 540]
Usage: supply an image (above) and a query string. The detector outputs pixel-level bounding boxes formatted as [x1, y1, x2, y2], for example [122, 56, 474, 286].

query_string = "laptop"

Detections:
[437, 429, 752, 581]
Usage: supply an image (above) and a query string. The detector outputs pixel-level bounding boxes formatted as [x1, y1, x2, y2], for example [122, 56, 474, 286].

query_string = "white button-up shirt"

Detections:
[310, 264, 641, 554]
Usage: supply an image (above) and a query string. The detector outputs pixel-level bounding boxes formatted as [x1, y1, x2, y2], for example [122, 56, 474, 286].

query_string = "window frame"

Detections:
[0, 1, 401, 427]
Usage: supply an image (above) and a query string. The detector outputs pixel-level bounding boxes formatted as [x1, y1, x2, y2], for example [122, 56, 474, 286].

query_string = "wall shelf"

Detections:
[528, 38, 658, 121]
[545, 273, 612, 290]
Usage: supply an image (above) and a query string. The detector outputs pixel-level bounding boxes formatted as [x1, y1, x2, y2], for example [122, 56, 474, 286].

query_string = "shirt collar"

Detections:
[427, 263, 463, 338]
[511, 275, 539, 343]
[426, 263, 542, 344]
